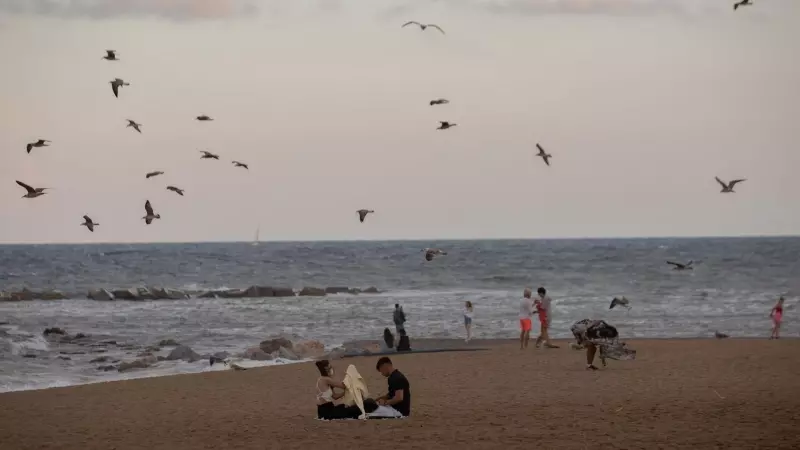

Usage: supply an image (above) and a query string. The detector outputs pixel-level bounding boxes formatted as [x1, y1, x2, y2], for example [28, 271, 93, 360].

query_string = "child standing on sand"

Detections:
[770, 297, 785, 339]
[464, 301, 474, 343]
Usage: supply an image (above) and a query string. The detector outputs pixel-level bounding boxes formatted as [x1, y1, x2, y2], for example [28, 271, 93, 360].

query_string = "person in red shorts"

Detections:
[534, 287, 559, 349]
[519, 288, 535, 349]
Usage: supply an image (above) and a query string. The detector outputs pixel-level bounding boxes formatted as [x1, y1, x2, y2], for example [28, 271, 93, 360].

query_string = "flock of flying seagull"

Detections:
[15, 6, 754, 245]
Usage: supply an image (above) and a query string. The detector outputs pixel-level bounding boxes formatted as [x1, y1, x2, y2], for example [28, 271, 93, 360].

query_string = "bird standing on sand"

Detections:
[357, 209, 374, 223]
[535, 143, 552, 166]
[196, 115, 213, 121]
[81, 215, 99, 232]
[126, 119, 142, 133]
[200, 150, 220, 160]
[209, 356, 228, 367]
[609, 297, 631, 310]
[110, 78, 129, 98]
[402, 21, 445, 34]
[733, 0, 752, 11]
[437, 121, 457, 130]
[667, 260, 693, 270]
[232, 161, 249, 169]
[430, 99, 449, 106]
[715, 177, 746, 193]
[423, 248, 447, 261]
[16, 180, 48, 199]
[145, 171, 164, 179]
[714, 331, 729, 339]
[26, 139, 50, 154]
[142, 200, 161, 225]
[166, 186, 185, 196]
[102, 50, 118, 61]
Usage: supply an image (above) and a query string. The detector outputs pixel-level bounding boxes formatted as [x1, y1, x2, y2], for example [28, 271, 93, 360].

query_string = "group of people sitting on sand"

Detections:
[315, 356, 411, 420]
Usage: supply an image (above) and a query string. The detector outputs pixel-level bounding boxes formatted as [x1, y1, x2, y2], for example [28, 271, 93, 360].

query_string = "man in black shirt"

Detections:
[375, 357, 411, 416]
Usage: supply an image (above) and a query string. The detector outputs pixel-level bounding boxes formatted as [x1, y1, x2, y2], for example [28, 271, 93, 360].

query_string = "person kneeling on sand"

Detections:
[375, 357, 411, 417]
[314, 360, 362, 420]
[570, 319, 636, 371]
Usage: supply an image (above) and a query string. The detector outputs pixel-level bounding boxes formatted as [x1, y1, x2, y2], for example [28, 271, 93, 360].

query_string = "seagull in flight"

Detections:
[26, 139, 50, 154]
[102, 50, 118, 61]
[667, 260, 694, 270]
[81, 215, 99, 232]
[430, 99, 449, 106]
[733, 0, 752, 11]
[16, 180, 49, 199]
[437, 121, 457, 130]
[232, 161, 249, 170]
[145, 171, 164, 179]
[126, 119, 142, 133]
[357, 209, 374, 223]
[196, 115, 214, 121]
[142, 200, 161, 225]
[200, 150, 220, 160]
[609, 297, 631, 310]
[423, 248, 447, 261]
[402, 21, 445, 34]
[110, 78, 129, 98]
[535, 143, 552, 166]
[715, 177, 746, 193]
[166, 186, 185, 196]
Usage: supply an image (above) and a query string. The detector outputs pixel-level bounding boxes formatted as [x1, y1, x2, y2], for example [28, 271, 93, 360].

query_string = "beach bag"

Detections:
[397, 335, 411, 352]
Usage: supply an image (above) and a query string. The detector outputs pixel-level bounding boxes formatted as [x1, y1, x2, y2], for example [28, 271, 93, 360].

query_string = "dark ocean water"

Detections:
[1, 237, 797, 392]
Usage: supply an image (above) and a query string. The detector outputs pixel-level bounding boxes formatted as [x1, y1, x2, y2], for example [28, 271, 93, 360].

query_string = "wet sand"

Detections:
[1, 339, 799, 450]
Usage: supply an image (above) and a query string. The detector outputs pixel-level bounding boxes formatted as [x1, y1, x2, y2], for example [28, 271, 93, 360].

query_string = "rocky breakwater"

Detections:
[3, 285, 381, 302]
[103, 336, 341, 374]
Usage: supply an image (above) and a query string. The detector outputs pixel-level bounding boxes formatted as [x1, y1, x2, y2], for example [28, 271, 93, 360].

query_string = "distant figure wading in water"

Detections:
[463, 301, 474, 343]
[770, 297, 785, 339]
[393, 304, 407, 336]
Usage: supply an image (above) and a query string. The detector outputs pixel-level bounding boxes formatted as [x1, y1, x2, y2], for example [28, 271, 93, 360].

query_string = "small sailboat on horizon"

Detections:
[252, 226, 260, 246]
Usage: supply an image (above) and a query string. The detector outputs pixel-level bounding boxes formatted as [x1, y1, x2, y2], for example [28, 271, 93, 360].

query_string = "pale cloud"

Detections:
[0, 0, 259, 20]
[378, 0, 738, 18]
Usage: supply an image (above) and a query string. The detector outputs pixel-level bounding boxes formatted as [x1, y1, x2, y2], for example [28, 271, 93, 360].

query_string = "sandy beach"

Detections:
[1, 339, 799, 450]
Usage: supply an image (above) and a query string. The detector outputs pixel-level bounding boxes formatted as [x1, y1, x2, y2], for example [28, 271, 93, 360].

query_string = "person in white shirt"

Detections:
[463, 301, 474, 343]
[519, 288, 535, 349]
[534, 287, 559, 349]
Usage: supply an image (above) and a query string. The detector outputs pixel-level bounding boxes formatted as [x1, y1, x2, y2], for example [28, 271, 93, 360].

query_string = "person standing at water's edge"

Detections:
[376, 357, 411, 417]
[393, 304, 407, 336]
[464, 301, 474, 343]
[770, 297, 785, 339]
[535, 287, 559, 349]
[519, 288, 535, 350]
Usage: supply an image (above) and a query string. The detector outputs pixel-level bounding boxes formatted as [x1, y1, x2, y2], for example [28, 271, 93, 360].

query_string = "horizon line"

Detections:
[1, 233, 798, 246]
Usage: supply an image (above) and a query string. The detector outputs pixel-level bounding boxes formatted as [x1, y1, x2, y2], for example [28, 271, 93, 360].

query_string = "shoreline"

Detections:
[3, 337, 797, 395]
[1, 339, 798, 449]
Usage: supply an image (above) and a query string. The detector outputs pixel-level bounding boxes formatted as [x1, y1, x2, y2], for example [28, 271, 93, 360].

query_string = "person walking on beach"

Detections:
[519, 288, 535, 350]
[534, 287, 559, 349]
[770, 297, 785, 339]
[393, 304, 407, 337]
[376, 357, 411, 416]
[464, 301, 474, 343]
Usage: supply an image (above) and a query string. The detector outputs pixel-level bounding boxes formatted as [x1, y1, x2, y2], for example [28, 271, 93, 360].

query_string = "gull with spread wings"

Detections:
[402, 21, 445, 34]
[715, 177, 746, 193]
[16, 180, 49, 199]
[142, 200, 161, 225]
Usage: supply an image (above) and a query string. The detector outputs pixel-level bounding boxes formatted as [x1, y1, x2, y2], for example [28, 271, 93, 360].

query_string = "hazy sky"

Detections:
[1, 0, 798, 243]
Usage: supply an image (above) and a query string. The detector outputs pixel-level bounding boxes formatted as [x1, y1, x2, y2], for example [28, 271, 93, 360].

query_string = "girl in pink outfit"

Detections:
[769, 297, 785, 339]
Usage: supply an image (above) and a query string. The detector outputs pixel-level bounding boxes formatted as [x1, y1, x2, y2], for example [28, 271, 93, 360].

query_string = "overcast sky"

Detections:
[0, 0, 798, 244]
